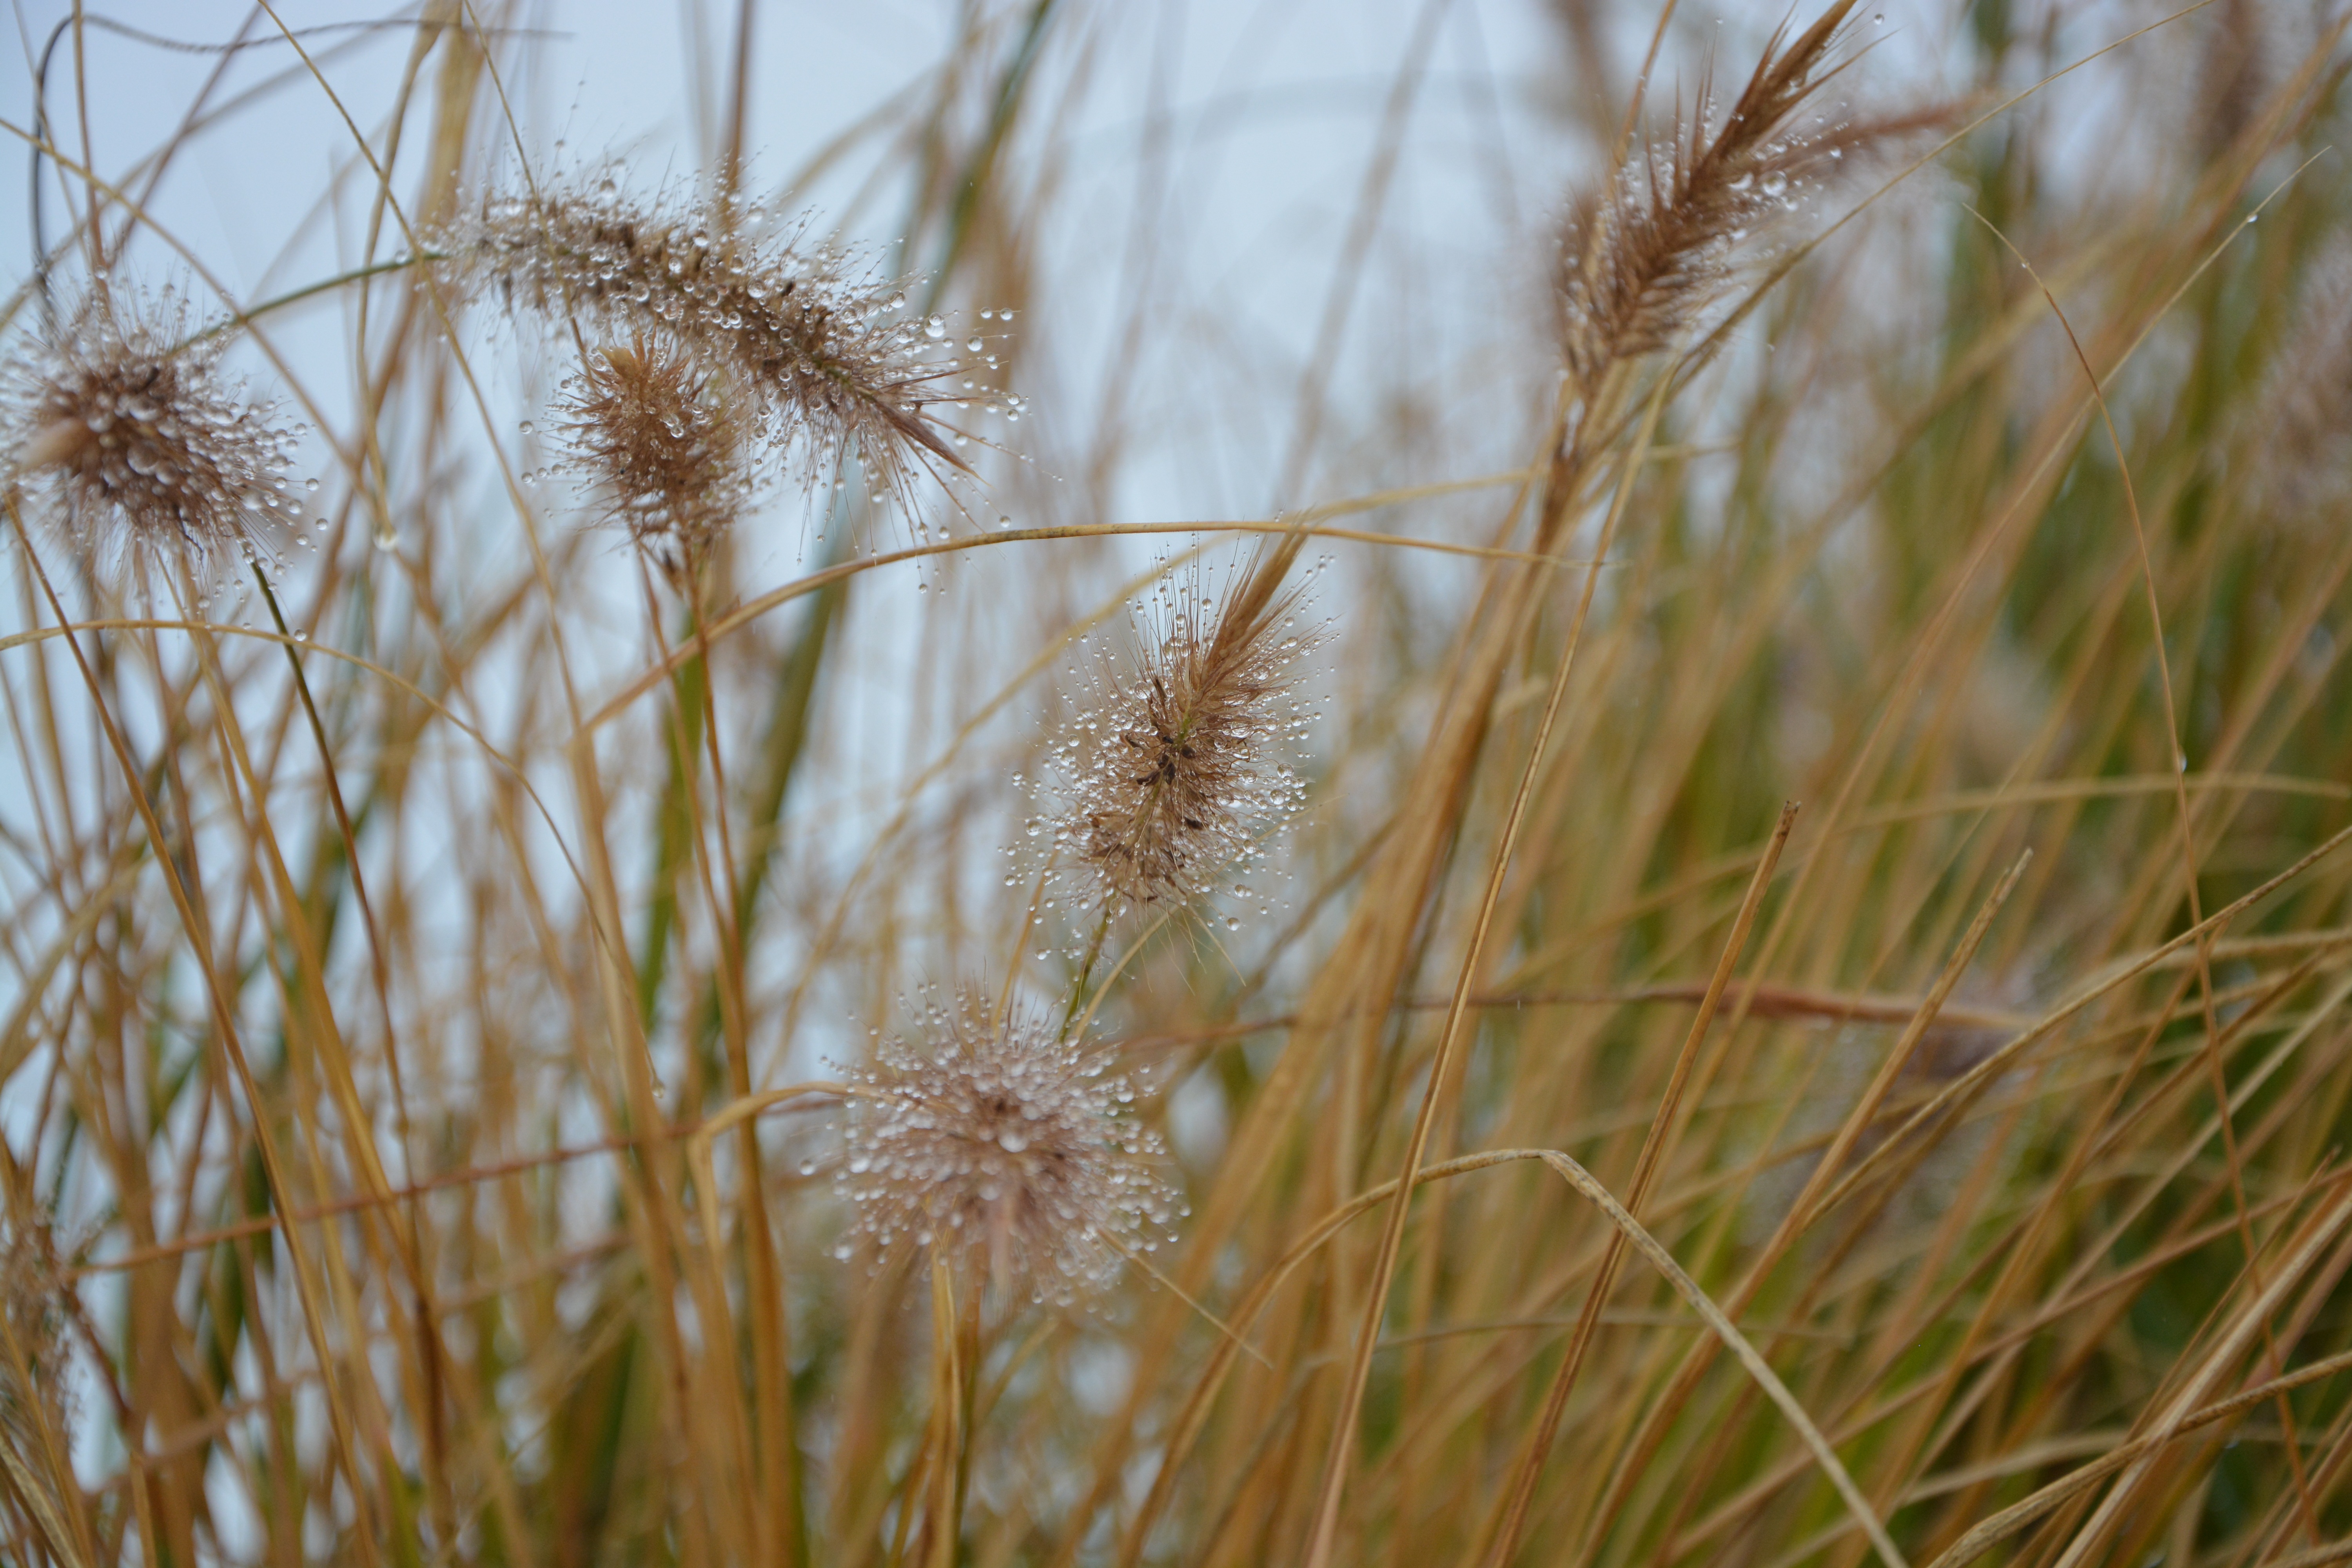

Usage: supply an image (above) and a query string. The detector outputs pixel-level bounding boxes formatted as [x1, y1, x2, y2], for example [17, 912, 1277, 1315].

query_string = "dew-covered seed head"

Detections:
[4, 289, 296, 573]
[834, 988, 1181, 1305]
[555, 333, 753, 555]
[433, 181, 967, 511]
[1040, 563, 1318, 911]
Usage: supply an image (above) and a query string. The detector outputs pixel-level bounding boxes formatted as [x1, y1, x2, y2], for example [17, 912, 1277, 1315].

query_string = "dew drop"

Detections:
[518, 419, 534, 434]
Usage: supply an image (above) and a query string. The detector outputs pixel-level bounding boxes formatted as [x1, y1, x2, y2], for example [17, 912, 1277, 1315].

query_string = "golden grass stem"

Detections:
[1479, 801, 1798, 1568]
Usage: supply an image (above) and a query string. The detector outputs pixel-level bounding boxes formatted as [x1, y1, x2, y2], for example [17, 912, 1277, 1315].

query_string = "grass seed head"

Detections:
[556, 334, 753, 557]
[2251, 244, 2352, 526]
[1047, 566, 1317, 912]
[4, 289, 295, 570]
[1557, 5, 1915, 390]
[835, 989, 1181, 1306]
[0, 1207, 71, 1472]
[436, 181, 969, 508]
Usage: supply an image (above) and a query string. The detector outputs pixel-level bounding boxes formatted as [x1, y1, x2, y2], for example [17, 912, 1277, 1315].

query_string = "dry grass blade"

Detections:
[1480, 802, 1799, 1568]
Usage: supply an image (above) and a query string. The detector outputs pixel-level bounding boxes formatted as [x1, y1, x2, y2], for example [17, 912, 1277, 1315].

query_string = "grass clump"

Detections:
[5, 5, 2352, 1568]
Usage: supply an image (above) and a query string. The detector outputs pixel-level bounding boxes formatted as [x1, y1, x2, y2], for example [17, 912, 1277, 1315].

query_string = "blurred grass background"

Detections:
[8, 2, 2352, 1566]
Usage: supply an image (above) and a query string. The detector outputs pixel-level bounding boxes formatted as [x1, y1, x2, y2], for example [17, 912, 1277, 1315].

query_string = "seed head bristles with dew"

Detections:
[833, 989, 1183, 1307]
[554, 332, 754, 564]
[1043, 556, 1321, 915]
[1558, 2, 1895, 393]
[2, 288, 298, 573]
[434, 179, 1001, 510]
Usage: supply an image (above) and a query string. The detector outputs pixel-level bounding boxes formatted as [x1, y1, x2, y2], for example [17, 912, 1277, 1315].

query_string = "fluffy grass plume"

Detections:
[834, 989, 1181, 1305]
[1557, 0, 1913, 390]
[1049, 563, 1317, 912]
[436, 181, 972, 505]
[3, 290, 296, 570]
[555, 333, 754, 559]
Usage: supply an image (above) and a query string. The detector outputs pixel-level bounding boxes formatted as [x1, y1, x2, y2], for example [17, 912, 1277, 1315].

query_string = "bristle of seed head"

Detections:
[833, 988, 1183, 1305]
[555, 333, 753, 555]
[3, 289, 296, 572]
[434, 181, 967, 508]
[2194, 0, 2273, 159]
[2250, 245, 2352, 527]
[0, 1206, 73, 1511]
[1043, 567, 1317, 912]
[1557, 3, 1904, 390]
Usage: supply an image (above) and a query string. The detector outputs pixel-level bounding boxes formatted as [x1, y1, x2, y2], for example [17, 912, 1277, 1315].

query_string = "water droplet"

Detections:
[518, 419, 534, 434]
[304, 477, 320, 492]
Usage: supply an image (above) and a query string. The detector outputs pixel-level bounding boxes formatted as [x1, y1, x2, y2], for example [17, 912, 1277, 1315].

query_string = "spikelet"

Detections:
[2192, 0, 2274, 159]
[1043, 561, 1317, 913]
[2248, 244, 2352, 527]
[434, 180, 971, 507]
[2, 288, 296, 570]
[0, 1207, 76, 1561]
[554, 333, 752, 558]
[833, 988, 1183, 1305]
[1558, 2, 1879, 390]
